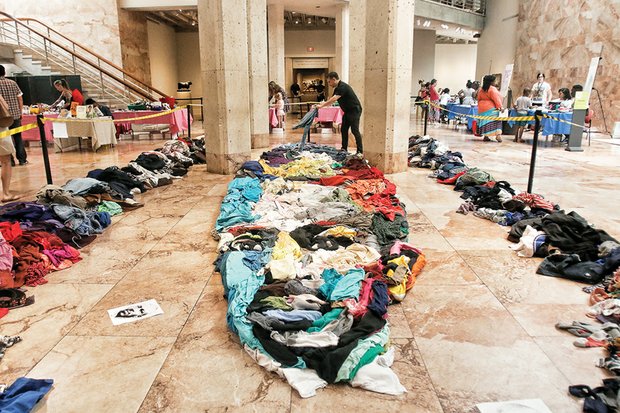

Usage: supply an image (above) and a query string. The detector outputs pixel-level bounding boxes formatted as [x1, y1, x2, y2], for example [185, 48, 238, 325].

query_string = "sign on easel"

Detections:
[567, 56, 601, 152]
[500, 63, 514, 97]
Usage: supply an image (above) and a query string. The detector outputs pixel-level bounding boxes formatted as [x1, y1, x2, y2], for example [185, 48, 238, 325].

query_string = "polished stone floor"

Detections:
[1, 118, 618, 412]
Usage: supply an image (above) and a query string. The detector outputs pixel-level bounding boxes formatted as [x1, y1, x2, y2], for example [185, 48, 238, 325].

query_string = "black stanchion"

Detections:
[37, 115, 53, 185]
[527, 110, 542, 193]
[186, 106, 191, 140]
[423, 102, 428, 136]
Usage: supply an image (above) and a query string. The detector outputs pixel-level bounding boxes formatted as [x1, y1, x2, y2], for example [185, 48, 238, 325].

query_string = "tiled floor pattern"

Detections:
[2, 118, 618, 412]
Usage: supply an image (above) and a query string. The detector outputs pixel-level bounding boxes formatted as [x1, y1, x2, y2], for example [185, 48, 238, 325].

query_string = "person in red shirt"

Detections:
[429, 79, 440, 123]
[476, 74, 504, 142]
[51, 79, 83, 109]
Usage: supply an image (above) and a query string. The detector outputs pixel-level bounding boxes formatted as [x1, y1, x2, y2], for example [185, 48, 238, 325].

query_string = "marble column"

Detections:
[267, 2, 285, 87]
[248, 0, 270, 148]
[335, 3, 350, 81]
[349, 0, 366, 120]
[199, 0, 252, 174]
[358, 0, 414, 174]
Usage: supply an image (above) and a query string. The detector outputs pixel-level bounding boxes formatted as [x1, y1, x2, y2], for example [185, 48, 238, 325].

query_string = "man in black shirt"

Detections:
[316, 72, 363, 154]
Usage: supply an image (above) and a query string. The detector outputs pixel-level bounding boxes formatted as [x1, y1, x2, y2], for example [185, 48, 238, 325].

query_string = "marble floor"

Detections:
[1, 118, 619, 413]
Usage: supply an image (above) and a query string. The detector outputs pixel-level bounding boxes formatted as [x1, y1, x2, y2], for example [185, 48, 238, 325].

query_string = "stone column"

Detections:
[335, 3, 350, 81]
[199, 0, 252, 174]
[349, 0, 366, 118]
[267, 2, 285, 87]
[247, 0, 270, 148]
[358, 0, 414, 174]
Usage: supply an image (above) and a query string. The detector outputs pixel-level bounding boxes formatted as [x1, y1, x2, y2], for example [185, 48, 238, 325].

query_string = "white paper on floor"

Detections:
[476, 399, 553, 413]
[107, 299, 164, 325]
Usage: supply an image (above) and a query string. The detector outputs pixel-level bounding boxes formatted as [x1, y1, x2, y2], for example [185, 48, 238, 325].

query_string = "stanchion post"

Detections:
[527, 110, 542, 193]
[186, 105, 191, 140]
[37, 115, 53, 185]
[423, 102, 428, 136]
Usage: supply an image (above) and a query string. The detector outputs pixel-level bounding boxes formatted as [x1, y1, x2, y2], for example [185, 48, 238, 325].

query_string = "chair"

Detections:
[585, 108, 594, 146]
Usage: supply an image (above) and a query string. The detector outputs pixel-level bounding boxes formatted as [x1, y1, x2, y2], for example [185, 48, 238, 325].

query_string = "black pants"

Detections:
[10, 118, 27, 164]
[341, 110, 362, 153]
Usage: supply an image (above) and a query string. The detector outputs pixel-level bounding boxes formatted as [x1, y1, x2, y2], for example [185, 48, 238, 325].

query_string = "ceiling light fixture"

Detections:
[441, 24, 449, 29]
[423, 20, 431, 27]
[416, 19, 420, 25]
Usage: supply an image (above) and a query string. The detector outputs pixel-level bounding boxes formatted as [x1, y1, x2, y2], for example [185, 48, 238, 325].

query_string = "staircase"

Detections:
[0, 12, 167, 109]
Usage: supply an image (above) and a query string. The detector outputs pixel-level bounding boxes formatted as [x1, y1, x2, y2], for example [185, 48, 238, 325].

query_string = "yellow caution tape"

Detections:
[42, 105, 188, 124]
[424, 100, 584, 128]
[0, 122, 38, 139]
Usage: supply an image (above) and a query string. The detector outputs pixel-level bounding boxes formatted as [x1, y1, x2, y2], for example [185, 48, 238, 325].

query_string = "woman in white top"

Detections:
[461, 80, 476, 105]
[558, 88, 573, 111]
[531, 72, 552, 106]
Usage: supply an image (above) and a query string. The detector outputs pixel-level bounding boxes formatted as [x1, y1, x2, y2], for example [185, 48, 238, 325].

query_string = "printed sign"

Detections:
[107, 299, 164, 326]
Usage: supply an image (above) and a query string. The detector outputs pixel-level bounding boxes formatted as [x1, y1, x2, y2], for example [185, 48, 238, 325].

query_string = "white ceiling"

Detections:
[268, 0, 348, 18]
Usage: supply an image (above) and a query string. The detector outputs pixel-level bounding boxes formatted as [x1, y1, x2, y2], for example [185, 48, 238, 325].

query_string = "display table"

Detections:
[52, 118, 117, 152]
[446, 104, 475, 120]
[22, 113, 57, 141]
[508, 109, 572, 136]
[316, 107, 344, 125]
[112, 109, 191, 136]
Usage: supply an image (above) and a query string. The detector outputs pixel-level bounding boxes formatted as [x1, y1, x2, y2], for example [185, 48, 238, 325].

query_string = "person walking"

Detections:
[315, 72, 363, 155]
[477, 74, 504, 142]
[0, 65, 28, 165]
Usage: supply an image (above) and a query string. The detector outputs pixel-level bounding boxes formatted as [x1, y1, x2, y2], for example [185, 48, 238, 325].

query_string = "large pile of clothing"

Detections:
[214, 143, 426, 397]
[407, 134, 619, 286]
[0, 139, 205, 294]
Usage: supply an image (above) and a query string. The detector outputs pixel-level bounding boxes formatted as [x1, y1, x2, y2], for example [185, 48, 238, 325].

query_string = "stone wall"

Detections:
[117, 8, 151, 85]
[512, 0, 620, 130]
[0, 0, 123, 66]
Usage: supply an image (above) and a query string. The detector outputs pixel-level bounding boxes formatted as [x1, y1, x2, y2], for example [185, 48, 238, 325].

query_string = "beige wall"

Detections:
[0, 0, 123, 66]
[118, 8, 151, 84]
[147, 20, 178, 96]
[412, 29, 436, 94]
[176, 32, 202, 100]
[512, 0, 620, 130]
[475, 0, 518, 81]
[435, 43, 477, 94]
[285, 30, 335, 57]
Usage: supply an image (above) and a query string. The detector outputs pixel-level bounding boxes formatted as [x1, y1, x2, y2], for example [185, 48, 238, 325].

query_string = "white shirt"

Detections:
[439, 93, 450, 105]
[532, 81, 551, 104]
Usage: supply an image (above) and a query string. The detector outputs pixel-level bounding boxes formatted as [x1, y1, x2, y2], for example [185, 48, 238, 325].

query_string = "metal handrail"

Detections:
[0, 12, 167, 103]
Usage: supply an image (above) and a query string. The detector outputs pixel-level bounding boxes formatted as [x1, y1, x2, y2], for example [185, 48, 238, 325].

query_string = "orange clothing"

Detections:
[477, 86, 502, 114]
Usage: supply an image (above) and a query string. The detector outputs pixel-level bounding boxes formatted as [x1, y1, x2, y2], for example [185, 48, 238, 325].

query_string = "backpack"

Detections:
[0, 95, 13, 128]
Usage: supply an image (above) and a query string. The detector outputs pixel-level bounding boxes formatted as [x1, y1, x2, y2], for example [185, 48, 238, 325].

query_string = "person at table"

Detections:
[439, 88, 451, 123]
[315, 80, 326, 102]
[315, 71, 363, 155]
[85, 98, 112, 117]
[531, 73, 552, 107]
[290, 82, 301, 97]
[460, 80, 476, 105]
[51, 79, 84, 109]
[477, 74, 504, 143]
[557, 88, 573, 111]
[513, 87, 532, 143]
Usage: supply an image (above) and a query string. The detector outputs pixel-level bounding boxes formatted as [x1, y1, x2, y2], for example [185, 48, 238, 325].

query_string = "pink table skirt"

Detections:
[22, 113, 57, 141]
[269, 108, 279, 128]
[316, 107, 344, 124]
[112, 109, 191, 135]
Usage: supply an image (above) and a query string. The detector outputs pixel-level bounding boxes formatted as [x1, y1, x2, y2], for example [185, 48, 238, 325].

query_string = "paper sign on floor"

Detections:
[107, 299, 164, 325]
[476, 399, 553, 413]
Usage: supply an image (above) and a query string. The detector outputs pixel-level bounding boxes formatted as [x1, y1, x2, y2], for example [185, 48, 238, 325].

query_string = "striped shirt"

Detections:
[0, 77, 23, 119]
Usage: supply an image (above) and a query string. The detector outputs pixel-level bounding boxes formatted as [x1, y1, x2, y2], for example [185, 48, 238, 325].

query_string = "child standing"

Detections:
[439, 88, 451, 123]
[513, 88, 532, 143]
[275, 92, 285, 129]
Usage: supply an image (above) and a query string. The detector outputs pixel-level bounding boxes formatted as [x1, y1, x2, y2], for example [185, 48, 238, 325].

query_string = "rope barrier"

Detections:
[0, 122, 38, 139]
[424, 100, 584, 128]
[42, 105, 188, 124]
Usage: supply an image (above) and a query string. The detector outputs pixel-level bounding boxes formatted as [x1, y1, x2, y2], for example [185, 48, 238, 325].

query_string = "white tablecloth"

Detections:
[52, 118, 117, 151]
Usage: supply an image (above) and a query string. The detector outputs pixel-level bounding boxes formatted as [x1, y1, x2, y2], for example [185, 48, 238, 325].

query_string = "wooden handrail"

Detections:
[10, 16, 170, 99]
[0, 12, 166, 101]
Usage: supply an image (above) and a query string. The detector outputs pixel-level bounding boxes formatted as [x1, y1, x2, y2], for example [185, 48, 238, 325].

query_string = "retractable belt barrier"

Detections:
[424, 100, 585, 128]
[0, 122, 38, 139]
